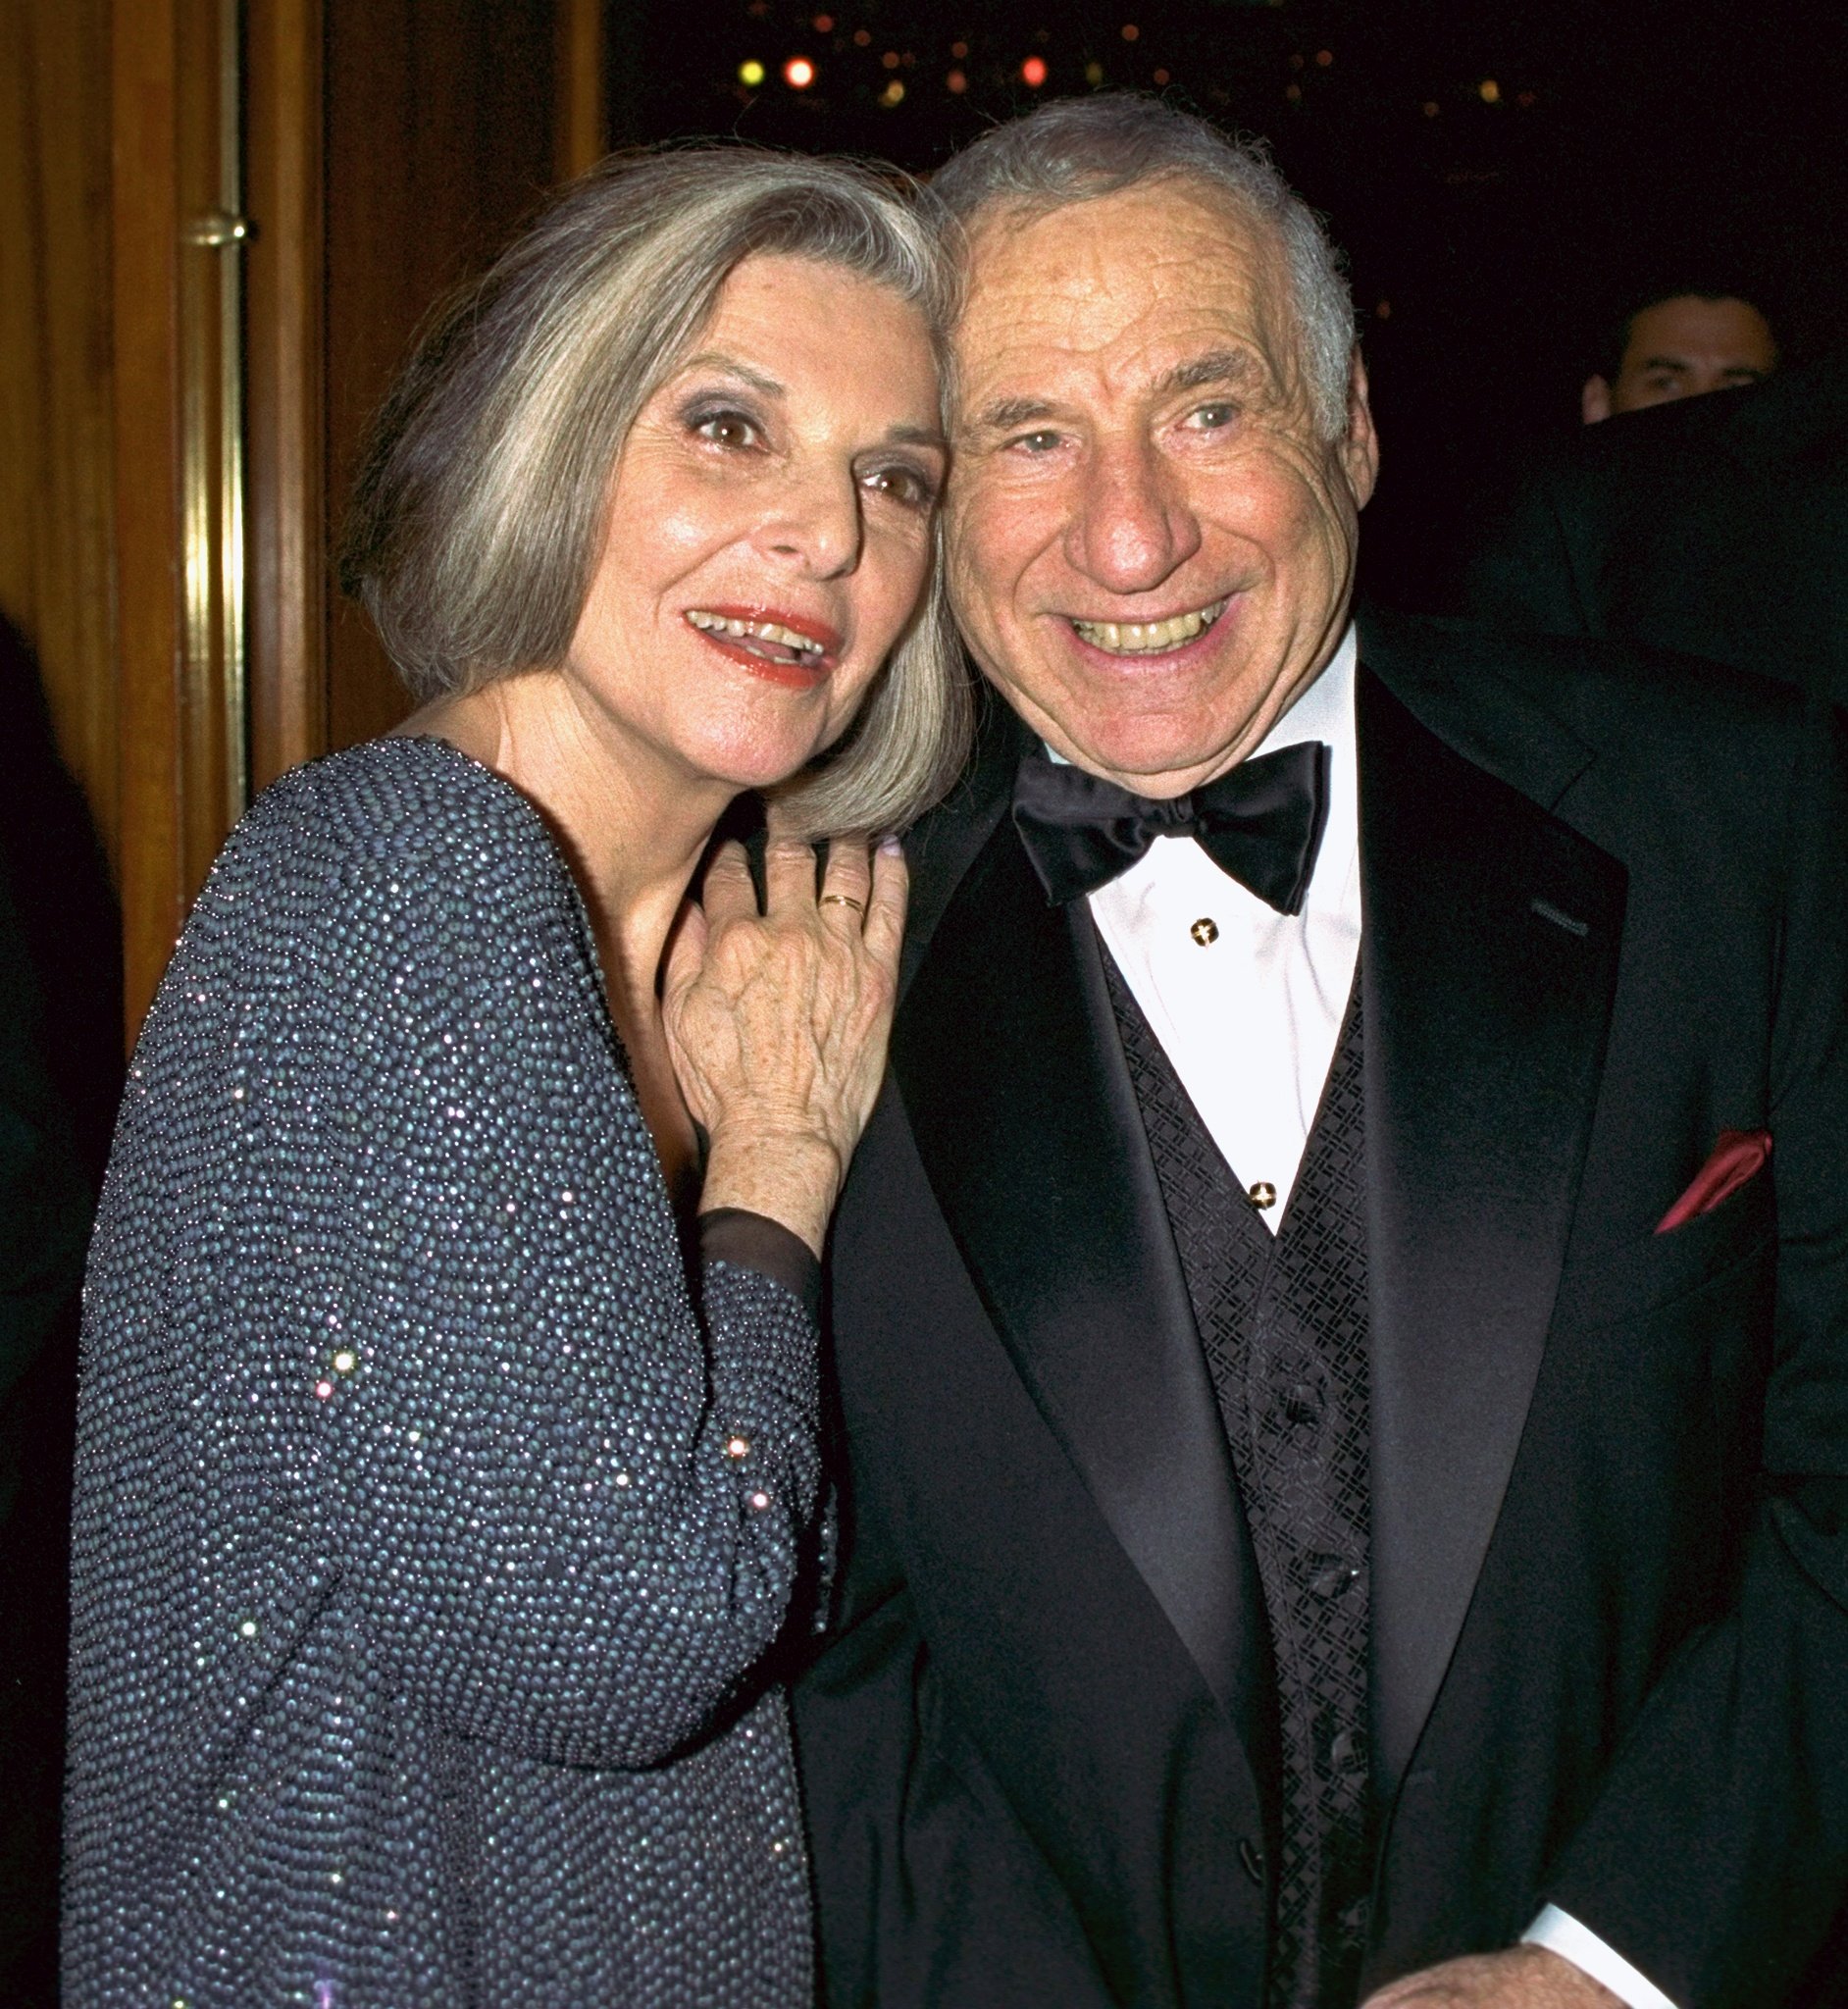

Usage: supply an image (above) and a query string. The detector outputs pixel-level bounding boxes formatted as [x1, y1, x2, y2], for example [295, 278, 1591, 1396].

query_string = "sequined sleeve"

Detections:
[105, 745, 823, 1773]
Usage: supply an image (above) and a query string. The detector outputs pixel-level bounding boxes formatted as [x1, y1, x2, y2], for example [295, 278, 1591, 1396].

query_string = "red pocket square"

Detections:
[1654, 1128, 1772, 1234]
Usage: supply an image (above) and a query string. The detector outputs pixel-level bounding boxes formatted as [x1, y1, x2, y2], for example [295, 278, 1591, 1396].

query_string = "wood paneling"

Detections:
[246, 0, 329, 792]
[109, 0, 188, 1031]
[322, 0, 558, 753]
[0, 0, 119, 864]
[9, 0, 606, 1042]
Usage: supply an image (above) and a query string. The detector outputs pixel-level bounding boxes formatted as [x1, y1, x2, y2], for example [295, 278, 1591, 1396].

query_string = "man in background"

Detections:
[1580, 285, 1779, 423]
[1465, 350, 1847, 702]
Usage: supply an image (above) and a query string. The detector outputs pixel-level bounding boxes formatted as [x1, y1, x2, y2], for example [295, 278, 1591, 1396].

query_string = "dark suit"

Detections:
[792, 610, 1848, 2008]
[1461, 354, 1848, 702]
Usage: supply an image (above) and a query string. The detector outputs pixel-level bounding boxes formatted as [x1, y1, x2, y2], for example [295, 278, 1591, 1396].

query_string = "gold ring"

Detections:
[819, 893, 865, 913]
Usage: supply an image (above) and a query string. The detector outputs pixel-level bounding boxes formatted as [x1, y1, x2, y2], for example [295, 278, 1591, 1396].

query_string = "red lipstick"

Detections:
[686, 604, 842, 690]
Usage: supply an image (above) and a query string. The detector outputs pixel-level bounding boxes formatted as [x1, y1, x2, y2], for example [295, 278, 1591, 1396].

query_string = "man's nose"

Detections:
[1068, 440, 1201, 594]
[758, 463, 863, 580]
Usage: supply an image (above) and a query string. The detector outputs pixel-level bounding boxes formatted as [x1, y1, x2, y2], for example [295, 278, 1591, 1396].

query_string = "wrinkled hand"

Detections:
[664, 831, 907, 1257]
[1364, 1947, 1621, 2009]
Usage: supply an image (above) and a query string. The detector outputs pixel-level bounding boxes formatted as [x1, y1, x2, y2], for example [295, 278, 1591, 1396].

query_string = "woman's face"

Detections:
[566, 253, 946, 798]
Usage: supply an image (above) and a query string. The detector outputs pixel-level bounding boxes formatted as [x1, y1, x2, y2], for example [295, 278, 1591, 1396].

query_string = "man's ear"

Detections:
[1581, 374, 1613, 424]
[1341, 349, 1380, 509]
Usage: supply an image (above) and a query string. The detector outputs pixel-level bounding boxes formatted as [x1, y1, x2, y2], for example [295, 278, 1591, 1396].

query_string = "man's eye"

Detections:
[863, 463, 937, 510]
[1189, 402, 1238, 431]
[693, 409, 761, 449]
[1010, 430, 1063, 455]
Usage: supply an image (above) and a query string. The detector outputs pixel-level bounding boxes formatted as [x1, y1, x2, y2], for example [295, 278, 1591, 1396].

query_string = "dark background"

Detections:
[602, 0, 1848, 602]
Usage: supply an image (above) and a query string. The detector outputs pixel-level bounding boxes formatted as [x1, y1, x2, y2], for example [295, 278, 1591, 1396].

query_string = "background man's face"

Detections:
[945, 181, 1378, 798]
[1581, 293, 1778, 423]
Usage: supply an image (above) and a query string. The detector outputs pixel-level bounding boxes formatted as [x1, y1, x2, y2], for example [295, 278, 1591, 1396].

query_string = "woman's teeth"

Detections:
[687, 609, 828, 663]
[1070, 597, 1229, 655]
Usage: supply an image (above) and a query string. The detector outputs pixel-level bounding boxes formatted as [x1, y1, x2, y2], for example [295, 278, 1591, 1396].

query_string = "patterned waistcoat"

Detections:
[1105, 954, 1373, 2009]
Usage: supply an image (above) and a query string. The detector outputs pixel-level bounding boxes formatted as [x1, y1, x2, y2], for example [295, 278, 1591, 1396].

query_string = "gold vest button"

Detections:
[1248, 1180, 1277, 1210]
[1190, 916, 1219, 947]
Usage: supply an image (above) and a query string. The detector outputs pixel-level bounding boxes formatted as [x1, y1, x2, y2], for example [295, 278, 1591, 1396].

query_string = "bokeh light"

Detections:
[947, 68, 968, 93]
[880, 78, 905, 107]
[1478, 77, 1501, 102]
[737, 58, 765, 87]
[1021, 55, 1048, 86]
[783, 55, 815, 88]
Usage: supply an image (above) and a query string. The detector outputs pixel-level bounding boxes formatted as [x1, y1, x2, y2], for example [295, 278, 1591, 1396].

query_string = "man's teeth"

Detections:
[687, 609, 826, 655]
[1070, 597, 1229, 655]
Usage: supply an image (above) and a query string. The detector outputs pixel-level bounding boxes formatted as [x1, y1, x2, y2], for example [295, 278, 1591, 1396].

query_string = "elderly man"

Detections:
[791, 97, 1848, 2009]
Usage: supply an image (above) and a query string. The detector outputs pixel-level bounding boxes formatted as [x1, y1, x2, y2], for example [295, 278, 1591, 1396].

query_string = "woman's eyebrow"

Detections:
[676, 351, 786, 398]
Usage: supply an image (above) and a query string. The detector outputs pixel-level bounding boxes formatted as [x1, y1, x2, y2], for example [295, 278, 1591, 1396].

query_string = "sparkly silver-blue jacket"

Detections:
[63, 739, 820, 2008]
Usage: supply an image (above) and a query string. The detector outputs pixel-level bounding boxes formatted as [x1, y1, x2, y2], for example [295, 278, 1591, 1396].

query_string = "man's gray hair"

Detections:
[932, 95, 1357, 440]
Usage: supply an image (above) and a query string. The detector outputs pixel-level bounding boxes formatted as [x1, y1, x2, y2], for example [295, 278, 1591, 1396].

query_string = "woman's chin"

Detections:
[683, 727, 835, 799]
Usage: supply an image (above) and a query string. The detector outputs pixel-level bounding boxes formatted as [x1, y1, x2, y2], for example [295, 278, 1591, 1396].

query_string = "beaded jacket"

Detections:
[63, 738, 821, 2008]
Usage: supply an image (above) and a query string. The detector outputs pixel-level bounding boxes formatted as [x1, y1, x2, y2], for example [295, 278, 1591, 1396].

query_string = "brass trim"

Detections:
[180, 0, 249, 842]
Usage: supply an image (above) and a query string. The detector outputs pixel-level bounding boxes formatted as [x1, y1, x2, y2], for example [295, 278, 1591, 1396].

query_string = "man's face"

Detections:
[945, 181, 1378, 798]
[1581, 294, 1778, 423]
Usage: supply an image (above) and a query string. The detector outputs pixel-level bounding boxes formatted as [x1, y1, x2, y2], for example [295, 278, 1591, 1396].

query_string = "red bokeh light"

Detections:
[1021, 55, 1048, 86]
[783, 55, 816, 87]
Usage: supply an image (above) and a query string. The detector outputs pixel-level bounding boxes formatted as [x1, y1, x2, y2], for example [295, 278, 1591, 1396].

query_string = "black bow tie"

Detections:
[1011, 740, 1331, 911]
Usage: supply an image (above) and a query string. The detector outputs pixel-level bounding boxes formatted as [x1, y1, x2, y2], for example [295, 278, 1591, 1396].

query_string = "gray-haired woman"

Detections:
[62, 146, 966, 2008]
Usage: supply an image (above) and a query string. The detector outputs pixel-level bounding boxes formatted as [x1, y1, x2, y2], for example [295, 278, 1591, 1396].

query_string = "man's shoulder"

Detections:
[1358, 607, 1811, 802]
[899, 687, 1023, 960]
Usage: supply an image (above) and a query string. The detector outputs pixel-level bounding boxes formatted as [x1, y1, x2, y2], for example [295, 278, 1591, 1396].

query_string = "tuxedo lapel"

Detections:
[1357, 660, 1626, 1798]
[891, 809, 1270, 1754]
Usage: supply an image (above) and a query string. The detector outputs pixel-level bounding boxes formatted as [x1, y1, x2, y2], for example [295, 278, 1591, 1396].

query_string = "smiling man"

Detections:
[791, 97, 1848, 2009]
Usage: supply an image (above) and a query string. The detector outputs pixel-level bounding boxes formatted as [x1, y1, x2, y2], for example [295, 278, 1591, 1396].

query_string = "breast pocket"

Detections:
[1556, 1170, 1776, 1331]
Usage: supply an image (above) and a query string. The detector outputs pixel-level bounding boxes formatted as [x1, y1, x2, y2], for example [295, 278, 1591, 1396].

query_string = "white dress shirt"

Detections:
[1079, 624, 1676, 2009]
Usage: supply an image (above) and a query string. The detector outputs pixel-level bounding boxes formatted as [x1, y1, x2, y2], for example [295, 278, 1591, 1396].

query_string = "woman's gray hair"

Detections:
[339, 144, 970, 838]
[932, 96, 1357, 440]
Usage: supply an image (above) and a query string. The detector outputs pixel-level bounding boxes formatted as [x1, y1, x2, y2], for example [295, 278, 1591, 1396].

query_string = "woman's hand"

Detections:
[664, 831, 908, 1257]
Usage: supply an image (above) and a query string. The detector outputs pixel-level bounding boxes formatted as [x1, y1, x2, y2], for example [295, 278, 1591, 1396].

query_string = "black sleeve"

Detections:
[699, 1209, 822, 1320]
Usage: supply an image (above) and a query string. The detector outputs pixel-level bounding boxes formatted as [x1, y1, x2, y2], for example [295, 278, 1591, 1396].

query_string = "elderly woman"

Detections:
[62, 147, 964, 2007]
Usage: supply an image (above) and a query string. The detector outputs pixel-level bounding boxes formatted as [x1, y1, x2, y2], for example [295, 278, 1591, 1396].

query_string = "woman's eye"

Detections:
[863, 463, 937, 510]
[693, 409, 761, 449]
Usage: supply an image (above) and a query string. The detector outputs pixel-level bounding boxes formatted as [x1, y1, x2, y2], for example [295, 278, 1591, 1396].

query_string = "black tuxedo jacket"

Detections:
[791, 611, 1848, 2009]
[1460, 354, 1848, 704]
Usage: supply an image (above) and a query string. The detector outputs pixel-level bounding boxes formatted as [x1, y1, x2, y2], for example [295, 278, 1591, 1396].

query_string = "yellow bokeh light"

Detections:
[880, 78, 905, 106]
[738, 59, 766, 86]
[1085, 60, 1104, 85]
[1478, 77, 1501, 102]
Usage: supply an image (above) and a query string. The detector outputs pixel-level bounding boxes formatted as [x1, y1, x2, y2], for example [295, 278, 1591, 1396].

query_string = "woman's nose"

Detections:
[757, 462, 864, 579]
[1068, 440, 1201, 595]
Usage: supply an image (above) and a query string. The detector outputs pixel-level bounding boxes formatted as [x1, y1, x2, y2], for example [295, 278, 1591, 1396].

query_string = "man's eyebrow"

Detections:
[1151, 348, 1259, 399]
[1637, 355, 1693, 373]
[675, 351, 786, 398]
[968, 394, 1059, 435]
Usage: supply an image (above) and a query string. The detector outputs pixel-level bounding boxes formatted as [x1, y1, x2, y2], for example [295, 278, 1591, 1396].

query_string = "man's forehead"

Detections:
[952, 187, 1290, 410]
